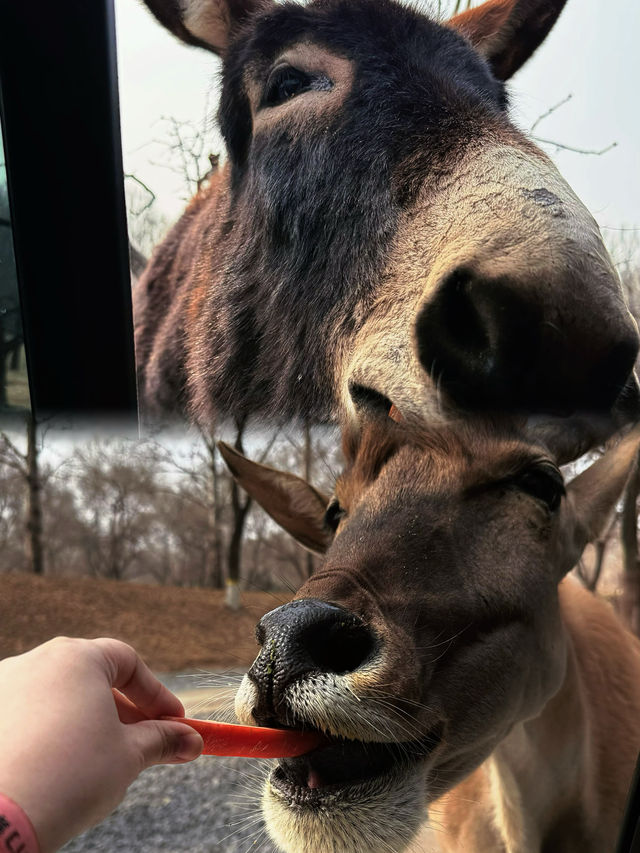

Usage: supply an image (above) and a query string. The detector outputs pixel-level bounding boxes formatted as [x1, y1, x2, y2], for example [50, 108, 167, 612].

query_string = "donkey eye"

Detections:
[261, 66, 333, 109]
[515, 463, 565, 513]
[324, 499, 346, 532]
[263, 66, 313, 107]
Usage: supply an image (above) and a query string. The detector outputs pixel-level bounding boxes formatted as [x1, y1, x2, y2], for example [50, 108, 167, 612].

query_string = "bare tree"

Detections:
[619, 450, 640, 636]
[202, 427, 225, 588]
[302, 421, 317, 580]
[225, 420, 281, 609]
[72, 440, 162, 581]
[0, 457, 27, 572]
[277, 422, 324, 581]
[158, 428, 226, 587]
[40, 483, 89, 578]
[0, 415, 45, 574]
[152, 90, 219, 200]
[226, 417, 252, 610]
[124, 174, 169, 260]
[152, 488, 210, 585]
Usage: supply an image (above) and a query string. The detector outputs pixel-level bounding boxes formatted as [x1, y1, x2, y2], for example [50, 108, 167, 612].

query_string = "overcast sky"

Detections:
[114, 0, 640, 255]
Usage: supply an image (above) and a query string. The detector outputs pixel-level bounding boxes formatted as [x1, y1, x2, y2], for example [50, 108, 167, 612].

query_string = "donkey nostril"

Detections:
[416, 267, 539, 410]
[429, 269, 491, 356]
[348, 382, 394, 417]
[589, 339, 640, 409]
[304, 619, 375, 675]
[416, 264, 640, 416]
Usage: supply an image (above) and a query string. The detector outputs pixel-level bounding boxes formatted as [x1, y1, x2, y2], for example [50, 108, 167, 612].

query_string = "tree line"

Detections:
[0, 419, 341, 608]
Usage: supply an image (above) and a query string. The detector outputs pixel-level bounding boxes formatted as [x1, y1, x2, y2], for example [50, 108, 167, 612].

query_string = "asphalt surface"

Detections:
[62, 756, 278, 853]
[61, 671, 279, 853]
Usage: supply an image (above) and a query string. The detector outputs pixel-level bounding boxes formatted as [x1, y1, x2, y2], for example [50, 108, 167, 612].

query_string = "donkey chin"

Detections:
[235, 670, 441, 853]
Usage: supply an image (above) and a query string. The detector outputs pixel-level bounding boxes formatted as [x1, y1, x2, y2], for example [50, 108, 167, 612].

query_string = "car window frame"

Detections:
[0, 2, 639, 849]
[0, 0, 137, 423]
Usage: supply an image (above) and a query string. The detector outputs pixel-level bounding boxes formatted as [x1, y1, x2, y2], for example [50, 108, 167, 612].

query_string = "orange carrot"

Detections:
[163, 716, 325, 758]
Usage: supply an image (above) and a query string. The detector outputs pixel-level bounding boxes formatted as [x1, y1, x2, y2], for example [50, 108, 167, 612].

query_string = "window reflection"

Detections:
[0, 123, 29, 414]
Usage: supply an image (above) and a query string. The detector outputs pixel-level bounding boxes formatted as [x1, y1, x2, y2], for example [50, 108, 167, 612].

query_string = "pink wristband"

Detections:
[0, 793, 40, 853]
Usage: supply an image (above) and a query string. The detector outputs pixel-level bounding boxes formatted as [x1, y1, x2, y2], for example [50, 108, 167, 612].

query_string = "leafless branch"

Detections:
[124, 174, 156, 214]
[527, 93, 616, 157]
[257, 429, 281, 463]
[529, 94, 573, 133]
[532, 137, 617, 157]
[0, 431, 27, 474]
[155, 484, 208, 511]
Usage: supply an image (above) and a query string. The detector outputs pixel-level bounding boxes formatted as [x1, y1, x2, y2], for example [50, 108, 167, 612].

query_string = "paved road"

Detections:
[62, 755, 278, 852]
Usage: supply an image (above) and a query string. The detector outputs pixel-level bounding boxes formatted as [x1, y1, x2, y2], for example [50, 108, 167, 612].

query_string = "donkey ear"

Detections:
[566, 425, 640, 552]
[142, 0, 269, 55]
[217, 441, 333, 555]
[448, 0, 568, 80]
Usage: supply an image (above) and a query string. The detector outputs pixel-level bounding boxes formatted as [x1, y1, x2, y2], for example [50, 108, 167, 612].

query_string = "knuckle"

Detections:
[92, 637, 134, 660]
[48, 635, 74, 648]
[91, 638, 138, 683]
[46, 636, 85, 657]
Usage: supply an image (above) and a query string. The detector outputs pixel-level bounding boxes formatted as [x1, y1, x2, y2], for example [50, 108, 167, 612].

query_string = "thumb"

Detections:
[127, 720, 204, 768]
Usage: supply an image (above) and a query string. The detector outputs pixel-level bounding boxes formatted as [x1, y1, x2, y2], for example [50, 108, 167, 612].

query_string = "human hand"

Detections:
[0, 637, 203, 853]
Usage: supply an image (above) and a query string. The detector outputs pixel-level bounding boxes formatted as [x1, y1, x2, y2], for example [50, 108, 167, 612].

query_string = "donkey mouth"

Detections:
[270, 725, 443, 805]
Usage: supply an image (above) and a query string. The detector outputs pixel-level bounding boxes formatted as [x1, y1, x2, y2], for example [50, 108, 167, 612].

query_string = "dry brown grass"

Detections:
[0, 572, 290, 671]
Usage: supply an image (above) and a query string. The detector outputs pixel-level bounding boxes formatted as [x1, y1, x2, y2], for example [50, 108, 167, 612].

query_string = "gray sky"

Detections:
[114, 0, 640, 250]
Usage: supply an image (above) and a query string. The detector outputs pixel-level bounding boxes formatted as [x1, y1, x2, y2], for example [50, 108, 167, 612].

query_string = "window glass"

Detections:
[0, 123, 29, 415]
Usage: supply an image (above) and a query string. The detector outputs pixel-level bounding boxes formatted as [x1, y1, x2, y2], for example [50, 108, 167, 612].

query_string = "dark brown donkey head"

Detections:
[136, 0, 639, 443]
[218, 421, 640, 853]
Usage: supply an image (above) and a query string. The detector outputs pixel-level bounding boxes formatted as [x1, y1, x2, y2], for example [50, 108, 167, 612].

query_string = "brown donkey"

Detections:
[219, 422, 640, 853]
[135, 0, 638, 442]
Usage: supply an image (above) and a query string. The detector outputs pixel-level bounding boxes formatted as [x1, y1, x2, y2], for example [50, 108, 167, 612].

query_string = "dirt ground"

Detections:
[0, 573, 290, 671]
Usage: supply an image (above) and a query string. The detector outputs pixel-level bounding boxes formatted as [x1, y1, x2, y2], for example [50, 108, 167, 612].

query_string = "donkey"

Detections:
[218, 420, 640, 853]
[135, 0, 639, 444]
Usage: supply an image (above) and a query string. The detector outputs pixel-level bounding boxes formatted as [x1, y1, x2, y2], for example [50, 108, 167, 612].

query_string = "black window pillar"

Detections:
[0, 0, 138, 423]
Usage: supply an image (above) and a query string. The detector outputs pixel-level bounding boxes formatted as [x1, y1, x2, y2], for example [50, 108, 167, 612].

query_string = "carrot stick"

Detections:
[163, 716, 325, 758]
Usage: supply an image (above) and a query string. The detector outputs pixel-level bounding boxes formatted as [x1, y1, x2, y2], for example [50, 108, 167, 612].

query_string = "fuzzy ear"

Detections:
[566, 425, 640, 553]
[448, 0, 568, 80]
[142, 0, 269, 55]
[217, 442, 333, 554]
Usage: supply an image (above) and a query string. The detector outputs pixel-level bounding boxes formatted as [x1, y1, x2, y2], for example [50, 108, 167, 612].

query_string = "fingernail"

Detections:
[175, 731, 203, 762]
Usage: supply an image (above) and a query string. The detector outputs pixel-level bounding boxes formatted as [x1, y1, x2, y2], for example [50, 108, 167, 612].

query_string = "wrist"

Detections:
[0, 792, 41, 853]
